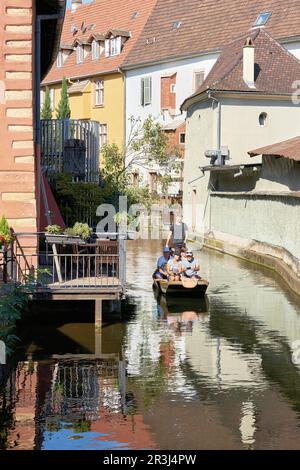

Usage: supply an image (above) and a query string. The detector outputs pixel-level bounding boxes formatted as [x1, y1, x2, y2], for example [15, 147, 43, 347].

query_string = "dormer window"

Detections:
[111, 37, 121, 56]
[76, 44, 84, 64]
[92, 40, 100, 60]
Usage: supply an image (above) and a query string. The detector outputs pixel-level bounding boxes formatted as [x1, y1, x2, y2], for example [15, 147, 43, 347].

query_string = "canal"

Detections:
[1, 240, 300, 450]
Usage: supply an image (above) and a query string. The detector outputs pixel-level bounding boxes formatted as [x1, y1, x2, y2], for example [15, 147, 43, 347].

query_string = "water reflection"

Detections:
[1, 240, 300, 449]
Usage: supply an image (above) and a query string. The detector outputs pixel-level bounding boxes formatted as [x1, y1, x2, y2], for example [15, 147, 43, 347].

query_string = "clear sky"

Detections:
[66, 0, 93, 8]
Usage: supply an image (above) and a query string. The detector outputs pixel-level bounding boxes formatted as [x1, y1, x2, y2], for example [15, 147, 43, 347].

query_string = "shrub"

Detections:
[73, 222, 92, 240]
[0, 216, 13, 247]
[45, 225, 63, 234]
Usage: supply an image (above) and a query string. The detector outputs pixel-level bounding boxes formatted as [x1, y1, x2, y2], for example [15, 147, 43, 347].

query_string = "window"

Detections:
[100, 124, 107, 147]
[180, 133, 186, 144]
[193, 70, 205, 91]
[170, 83, 176, 93]
[76, 44, 84, 64]
[141, 77, 152, 106]
[111, 37, 121, 56]
[95, 80, 104, 106]
[149, 172, 158, 192]
[57, 51, 63, 68]
[172, 20, 182, 29]
[131, 11, 139, 20]
[50, 88, 55, 111]
[132, 172, 139, 187]
[253, 12, 272, 27]
[92, 40, 100, 60]
[40, 89, 45, 107]
[259, 112, 268, 127]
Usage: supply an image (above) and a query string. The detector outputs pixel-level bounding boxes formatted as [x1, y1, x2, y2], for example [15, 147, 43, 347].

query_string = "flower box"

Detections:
[45, 234, 86, 245]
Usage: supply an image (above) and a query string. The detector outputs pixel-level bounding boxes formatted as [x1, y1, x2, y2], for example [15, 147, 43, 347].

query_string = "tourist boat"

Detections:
[153, 277, 209, 298]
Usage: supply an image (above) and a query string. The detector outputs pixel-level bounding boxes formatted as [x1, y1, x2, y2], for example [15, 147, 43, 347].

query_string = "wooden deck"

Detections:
[48, 276, 120, 289]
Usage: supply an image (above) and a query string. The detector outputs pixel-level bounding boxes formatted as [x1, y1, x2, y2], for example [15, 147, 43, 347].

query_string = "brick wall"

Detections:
[166, 122, 186, 158]
[161, 73, 176, 111]
[0, 0, 37, 239]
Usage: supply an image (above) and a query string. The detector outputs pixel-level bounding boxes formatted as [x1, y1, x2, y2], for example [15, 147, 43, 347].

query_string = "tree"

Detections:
[56, 77, 71, 119]
[101, 116, 181, 205]
[41, 87, 52, 120]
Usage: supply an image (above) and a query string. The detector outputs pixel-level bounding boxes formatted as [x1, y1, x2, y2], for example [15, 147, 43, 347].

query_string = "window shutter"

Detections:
[105, 39, 110, 57]
[116, 36, 122, 54]
[194, 71, 205, 91]
[141, 78, 145, 106]
[144, 77, 152, 105]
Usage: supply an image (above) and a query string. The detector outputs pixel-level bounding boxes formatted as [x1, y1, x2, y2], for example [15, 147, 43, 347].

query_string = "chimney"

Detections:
[71, 0, 82, 12]
[243, 37, 255, 88]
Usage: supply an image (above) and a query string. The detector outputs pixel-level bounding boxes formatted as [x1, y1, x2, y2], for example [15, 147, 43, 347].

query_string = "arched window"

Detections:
[259, 112, 268, 127]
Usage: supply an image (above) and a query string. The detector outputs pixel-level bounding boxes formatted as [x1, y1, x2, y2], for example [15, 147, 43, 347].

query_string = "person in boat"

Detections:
[165, 214, 188, 250]
[182, 251, 200, 279]
[180, 246, 187, 261]
[167, 249, 183, 281]
[154, 247, 172, 279]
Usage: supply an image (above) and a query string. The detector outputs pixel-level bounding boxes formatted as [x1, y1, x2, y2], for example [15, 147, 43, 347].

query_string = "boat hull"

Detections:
[153, 278, 209, 298]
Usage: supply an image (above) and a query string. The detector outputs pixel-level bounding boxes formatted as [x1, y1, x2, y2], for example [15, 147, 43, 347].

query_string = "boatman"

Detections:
[165, 213, 188, 250]
[154, 247, 172, 279]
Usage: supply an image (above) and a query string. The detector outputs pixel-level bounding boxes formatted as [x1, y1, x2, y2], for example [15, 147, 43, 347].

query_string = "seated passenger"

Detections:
[154, 247, 171, 279]
[180, 246, 187, 261]
[182, 251, 200, 279]
[167, 249, 183, 281]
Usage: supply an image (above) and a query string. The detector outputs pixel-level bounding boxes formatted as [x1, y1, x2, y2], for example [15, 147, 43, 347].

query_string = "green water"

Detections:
[1, 240, 300, 450]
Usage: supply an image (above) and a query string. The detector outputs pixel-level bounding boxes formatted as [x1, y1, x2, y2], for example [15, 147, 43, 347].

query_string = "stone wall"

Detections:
[203, 192, 300, 295]
[0, 0, 37, 238]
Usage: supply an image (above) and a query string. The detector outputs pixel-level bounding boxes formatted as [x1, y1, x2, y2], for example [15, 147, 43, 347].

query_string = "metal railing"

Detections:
[41, 119, 100, 183]
[5, 232, 126, 294]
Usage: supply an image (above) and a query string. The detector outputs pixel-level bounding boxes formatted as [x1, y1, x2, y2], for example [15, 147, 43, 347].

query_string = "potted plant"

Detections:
[0, 216, 14, 251]
[45, 223, 92, 245]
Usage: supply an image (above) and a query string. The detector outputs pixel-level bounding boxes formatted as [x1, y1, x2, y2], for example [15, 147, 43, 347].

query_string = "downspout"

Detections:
[207, 92, 221, 234]
[118, 67, 126, 150]
[208, 91, 221, 152]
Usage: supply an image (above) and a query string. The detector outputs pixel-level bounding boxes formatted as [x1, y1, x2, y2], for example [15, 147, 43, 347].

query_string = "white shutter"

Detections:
[144, 77, 152, 105]
[105, 39, 110, 57]
[194, 71, 205, 91]
[116, 36, 122, 54]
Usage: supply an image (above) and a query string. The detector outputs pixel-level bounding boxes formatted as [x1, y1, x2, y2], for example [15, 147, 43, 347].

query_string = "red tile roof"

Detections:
[123, 0, 300, 69]
[43, 0, 157, 84]
[181, 29, 300, 109]
[249, 136, 300, 161]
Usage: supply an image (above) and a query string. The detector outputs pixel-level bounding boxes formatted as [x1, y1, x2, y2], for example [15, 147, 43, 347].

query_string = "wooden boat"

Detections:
[153, 277, 209, 298]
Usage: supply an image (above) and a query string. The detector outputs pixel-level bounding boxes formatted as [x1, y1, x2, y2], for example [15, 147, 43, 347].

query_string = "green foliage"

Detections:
[0, 216, 13, 247]
[63, 227, 77, 237]
[0, 283, 28, 356]
[73, 222, 92, 240]
[45, 224, 63, 234]
[56, 77, 71, 120]
[101, 116, 180, 205]
[51, 173, 109, 227]
[41, 86, 53, 120]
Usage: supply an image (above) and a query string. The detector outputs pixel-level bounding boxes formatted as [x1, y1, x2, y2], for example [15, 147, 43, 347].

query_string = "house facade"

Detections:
[42, 0, 157, 151]
[0, 0, 65, 243]
[182, 28, 300, 293]
[122, 0, 300, 198]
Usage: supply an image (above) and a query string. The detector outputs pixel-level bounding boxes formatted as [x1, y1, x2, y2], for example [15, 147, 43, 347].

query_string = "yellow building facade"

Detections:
[42, 72, 125, 150]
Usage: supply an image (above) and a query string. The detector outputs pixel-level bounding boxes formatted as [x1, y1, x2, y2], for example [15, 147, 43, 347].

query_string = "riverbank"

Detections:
[190, 230, 300, 297]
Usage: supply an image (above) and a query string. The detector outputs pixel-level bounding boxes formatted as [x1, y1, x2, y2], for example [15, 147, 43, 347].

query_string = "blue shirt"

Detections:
[157, 255, 170, 271]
